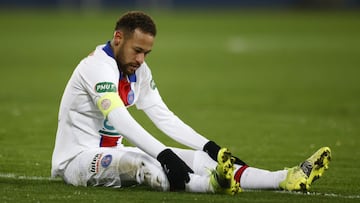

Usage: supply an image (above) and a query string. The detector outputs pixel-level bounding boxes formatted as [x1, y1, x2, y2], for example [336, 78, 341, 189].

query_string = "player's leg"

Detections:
[170, 147, 299, 191]
[172, 146, 331, 192]
[233, 165, 288, 190]
[169, 148, 218, 192]
[173, 147, 285, 191]
[63, 148, 121, 187]
[170, 148, 217, 176]
[63, 146, 242, 194]
[63, 147, 169, 190]
[119, 148, 170, 190]
[108, 147, 229, 193]
[233, 147, 331, 191]
[130, 147, 218, 193]
[124, 147, 239, 193]
[171, 147, 287, 190]
[171, 147, 240, 194]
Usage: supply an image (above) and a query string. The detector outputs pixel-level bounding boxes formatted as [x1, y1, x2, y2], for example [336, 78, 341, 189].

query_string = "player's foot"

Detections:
[279, 147, 331, 191]
[210, 148, 241, 195]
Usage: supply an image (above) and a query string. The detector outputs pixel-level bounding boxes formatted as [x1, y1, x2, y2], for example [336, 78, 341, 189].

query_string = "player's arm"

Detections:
[97, 92, 165, 157]
[135, 63, 208, 150]
[143, 101, 209, 150]
[143, 101, 247, 165]
[136, 63, 245, 164]
[96, 92, 193, 190]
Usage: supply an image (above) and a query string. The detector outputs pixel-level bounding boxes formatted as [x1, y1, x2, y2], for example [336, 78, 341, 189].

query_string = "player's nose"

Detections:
[135, 53, 145, 64]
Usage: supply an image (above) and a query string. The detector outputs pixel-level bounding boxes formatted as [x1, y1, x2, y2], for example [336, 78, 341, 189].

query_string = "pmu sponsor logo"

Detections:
[95, 82, 116, 93]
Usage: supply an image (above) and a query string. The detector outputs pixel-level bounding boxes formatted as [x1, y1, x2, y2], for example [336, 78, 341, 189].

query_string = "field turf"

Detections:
[0, 8, 359, 202]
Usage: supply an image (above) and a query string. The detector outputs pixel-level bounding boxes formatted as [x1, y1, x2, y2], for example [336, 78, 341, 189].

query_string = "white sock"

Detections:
[237, 166, 287, 190]
[185, 174, 213, 193]
[171, 149, 217, 176]
[169, 149, 218, 193]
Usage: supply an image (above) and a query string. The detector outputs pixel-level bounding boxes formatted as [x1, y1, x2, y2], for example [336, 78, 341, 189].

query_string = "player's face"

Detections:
[116, 29, 154, 75]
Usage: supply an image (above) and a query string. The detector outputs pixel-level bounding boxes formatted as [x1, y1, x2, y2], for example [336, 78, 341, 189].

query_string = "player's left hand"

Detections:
[203, 140, 248, 166]
[157, 148, 194, 191]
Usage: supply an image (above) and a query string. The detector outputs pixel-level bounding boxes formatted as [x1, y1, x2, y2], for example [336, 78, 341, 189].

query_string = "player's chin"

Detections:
[125, 69, 135, 75]
[125, 67, 138, 75]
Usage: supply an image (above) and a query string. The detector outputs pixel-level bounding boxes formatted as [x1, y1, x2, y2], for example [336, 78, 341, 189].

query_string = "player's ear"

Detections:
[113, 30, 123, 46]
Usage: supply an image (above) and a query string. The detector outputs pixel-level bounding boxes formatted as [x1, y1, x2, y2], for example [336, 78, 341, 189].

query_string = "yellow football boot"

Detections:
[210, 148, 241, 195]
[280, 147, 331, 191]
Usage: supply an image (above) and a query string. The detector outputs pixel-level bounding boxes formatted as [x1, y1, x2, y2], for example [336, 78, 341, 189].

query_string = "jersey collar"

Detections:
[102, 41, 137, 82]
[120, 71, 137, 82]
[102, 41, 115, 58]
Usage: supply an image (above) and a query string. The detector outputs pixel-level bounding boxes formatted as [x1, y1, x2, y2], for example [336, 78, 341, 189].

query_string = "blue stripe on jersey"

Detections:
[102, 41, 115, 58]
[128, 73, 136, 82]
[119, 71, 137, 82]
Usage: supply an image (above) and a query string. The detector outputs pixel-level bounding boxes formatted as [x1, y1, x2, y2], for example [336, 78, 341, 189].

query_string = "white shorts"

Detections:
[63, 147, 169, 190]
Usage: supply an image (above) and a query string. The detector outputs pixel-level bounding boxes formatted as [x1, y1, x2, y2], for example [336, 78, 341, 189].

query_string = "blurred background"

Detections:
[0, 0, 360, 10]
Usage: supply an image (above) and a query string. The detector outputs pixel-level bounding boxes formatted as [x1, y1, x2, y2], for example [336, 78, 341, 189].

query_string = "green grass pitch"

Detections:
[0, 8, 359, 202]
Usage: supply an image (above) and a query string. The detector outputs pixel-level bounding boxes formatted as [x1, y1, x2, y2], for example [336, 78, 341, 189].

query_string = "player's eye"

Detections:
[134, 48, 142, 53]
[134, 48, 151, 57]
[144, 51, 151, 56]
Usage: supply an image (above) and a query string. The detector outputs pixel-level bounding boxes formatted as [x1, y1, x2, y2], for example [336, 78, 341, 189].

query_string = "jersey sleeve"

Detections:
[134, 63, 209, 149]
[143, 101, 209, 150]
[135, 63, 162, 110]
[77, 56, 119, 104]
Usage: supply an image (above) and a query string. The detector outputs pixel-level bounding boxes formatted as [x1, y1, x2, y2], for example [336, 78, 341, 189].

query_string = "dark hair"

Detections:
[115, 11, 156, 38]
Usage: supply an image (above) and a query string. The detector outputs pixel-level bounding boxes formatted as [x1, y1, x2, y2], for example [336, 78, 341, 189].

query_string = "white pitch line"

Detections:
[1, 172, 359, 199]
[273, 190, 360, 199]
[0, 172, 62, 181]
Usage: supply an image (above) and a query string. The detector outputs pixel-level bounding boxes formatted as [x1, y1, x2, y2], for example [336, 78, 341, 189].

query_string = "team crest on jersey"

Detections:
[150, 79, 157, 90]
[127, 90, 135, 105]
[89, 153, 113, 173]
[101, 154, 112, 168]
[95, 82, 116, 93]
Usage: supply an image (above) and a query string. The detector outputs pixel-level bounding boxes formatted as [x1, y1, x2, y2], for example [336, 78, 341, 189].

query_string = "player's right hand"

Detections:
[157, 149, 194, 191]
[203, 140, 248, 166]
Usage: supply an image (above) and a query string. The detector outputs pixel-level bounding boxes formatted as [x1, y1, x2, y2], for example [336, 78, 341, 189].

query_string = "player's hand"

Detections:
[157, 149, 194, 191]
[203, 140, 247, 166]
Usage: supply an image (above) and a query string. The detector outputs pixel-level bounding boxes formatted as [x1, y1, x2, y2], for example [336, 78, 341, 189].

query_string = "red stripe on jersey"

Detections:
[234, 165, 249, 183]
[100, 135, 121, 147]
[118, 78, 131, 106]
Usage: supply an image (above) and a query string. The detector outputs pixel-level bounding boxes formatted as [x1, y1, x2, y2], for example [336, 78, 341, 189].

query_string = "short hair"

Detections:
[115, 11, 157, 38]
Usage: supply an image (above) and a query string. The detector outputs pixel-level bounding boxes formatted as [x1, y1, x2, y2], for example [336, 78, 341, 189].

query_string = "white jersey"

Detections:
[51, 42, 208, 177]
